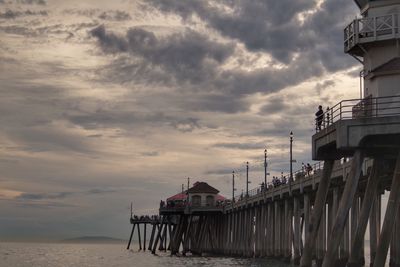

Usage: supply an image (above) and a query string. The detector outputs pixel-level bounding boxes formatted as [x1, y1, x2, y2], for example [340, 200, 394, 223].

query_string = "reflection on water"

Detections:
[0, 242, 293, 267]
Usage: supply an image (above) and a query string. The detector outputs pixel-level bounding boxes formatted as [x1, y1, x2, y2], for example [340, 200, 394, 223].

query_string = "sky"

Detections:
[0, 0, 363, 241]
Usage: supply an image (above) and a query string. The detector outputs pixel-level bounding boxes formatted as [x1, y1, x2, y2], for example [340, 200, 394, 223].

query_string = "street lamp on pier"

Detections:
[232, 171, 236, 203]
[264, 149, 268, 186]
[246, 161, 250, 197]
[290, 131, 293, 182]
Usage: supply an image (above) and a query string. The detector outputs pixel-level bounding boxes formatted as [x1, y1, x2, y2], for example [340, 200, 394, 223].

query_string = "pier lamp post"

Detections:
[264, 149, 268, 186]
[289, 131, 294, 196]
[232, 171, 236, 203]
[246, 161, 249, 197]
[290, 131, 293, 182]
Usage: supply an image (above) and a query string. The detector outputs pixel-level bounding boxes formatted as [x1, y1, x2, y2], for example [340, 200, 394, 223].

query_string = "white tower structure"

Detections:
[345, 0, 400, 98]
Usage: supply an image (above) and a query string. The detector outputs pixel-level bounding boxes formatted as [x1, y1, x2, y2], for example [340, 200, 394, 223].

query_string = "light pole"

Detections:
[246, 161, 249, 197]
[264, 149, 268, 186]
[232, 171, 236, 202]
[289, 131, 294, 195]
[290, 131, 294, 182]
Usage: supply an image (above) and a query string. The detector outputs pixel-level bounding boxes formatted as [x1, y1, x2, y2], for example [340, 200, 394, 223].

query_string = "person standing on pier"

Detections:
[315, 105, 324, 131]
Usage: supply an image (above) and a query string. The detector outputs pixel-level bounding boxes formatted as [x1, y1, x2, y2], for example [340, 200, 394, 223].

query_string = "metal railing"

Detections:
[316, 95, 400, 132]
[232, 161, 324, 203]
[344, 13, 399, 51]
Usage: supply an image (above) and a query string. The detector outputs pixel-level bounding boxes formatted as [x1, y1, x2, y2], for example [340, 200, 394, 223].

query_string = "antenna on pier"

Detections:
[187, 177, 190, 191]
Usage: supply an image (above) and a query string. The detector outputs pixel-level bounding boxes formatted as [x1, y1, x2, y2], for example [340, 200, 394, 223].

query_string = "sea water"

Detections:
[0, 242, 292, 267]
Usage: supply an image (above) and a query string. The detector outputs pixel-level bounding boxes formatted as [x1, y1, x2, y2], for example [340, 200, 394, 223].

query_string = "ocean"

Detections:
[0, 242, 293, 267]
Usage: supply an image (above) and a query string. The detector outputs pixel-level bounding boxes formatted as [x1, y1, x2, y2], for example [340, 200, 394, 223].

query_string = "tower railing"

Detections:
[344, 13, 400, 52]
[316, 95, 400, 132]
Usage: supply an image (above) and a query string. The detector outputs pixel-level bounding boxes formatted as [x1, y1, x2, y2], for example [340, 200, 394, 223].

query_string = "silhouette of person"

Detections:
[315, 105, 324, 131]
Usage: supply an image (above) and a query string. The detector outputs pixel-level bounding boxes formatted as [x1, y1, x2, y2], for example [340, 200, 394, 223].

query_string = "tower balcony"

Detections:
[344, 13, 400, 55]
[312, 95, 400, 160]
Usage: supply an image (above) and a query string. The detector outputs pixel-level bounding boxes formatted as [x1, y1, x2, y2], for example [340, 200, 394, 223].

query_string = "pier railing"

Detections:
[233, 161, 324, 203]
[316, 95, 400, 132]
[344, 13, 400, 52]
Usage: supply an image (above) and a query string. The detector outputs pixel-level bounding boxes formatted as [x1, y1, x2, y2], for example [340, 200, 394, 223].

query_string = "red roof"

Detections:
[216, 194, 226, 201]
[167, 192, 187, 201]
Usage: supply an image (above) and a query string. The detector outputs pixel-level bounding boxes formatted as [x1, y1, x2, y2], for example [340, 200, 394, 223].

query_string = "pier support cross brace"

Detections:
[300, 159, 334, 267]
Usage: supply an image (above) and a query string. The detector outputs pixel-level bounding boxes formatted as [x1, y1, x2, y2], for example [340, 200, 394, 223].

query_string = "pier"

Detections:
[127, 1, 400, 266]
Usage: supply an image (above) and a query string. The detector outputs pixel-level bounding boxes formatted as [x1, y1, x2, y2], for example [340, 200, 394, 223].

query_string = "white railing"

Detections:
[344, 13, 399, 51]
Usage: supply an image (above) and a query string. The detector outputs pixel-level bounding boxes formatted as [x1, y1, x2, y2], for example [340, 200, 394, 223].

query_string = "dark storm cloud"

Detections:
[142, 0, 358, 82]
[89, 24, 330, 113]
[148, 0, 317, 64]
[90, 0, 358, 115]
[91, 25, 235, 84]
[98, 10, 131, 21]
[148, 0, 357, 66]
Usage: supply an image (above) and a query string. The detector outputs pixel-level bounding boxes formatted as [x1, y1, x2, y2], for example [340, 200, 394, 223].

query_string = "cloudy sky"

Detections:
[0, 0, 362, 241]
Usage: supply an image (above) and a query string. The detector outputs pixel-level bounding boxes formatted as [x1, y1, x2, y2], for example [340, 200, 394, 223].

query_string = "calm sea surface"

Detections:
[0, 242, 293, 267]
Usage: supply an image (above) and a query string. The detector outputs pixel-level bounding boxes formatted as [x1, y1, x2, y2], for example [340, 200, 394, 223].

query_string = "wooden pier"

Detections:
[127, 94, 400, 267]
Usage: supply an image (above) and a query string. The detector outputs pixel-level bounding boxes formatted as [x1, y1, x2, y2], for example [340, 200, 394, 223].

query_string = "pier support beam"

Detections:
[300, 159, 334, 267]
[148, 223, 156, 250]
[293, 197, 301, 265]
[137, 224, 142, 251]
[322, 150, 364, 267]
[316, 203, 326, 267]
[267, 202, 274, 257]
[274, 201, 281, 258]
[370, 194, 381, 266]
[348, 159, 381, 267]
[373, 151, 400, 267]
[127, 223, 136, 250]
[390, 205, 400, 267]
[153, 217, 165, 254]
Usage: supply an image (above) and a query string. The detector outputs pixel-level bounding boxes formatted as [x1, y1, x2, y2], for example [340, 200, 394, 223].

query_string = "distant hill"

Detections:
[62, 236, 126, 244]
